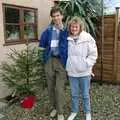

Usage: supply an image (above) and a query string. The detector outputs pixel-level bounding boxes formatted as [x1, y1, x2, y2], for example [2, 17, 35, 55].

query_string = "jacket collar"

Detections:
[67, 31, 89, 43]
[48, 24, 65, 31]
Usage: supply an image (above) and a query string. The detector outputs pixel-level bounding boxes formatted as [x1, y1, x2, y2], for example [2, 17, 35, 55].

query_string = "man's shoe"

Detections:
[57, 114, 64, 120]
[50, 109, 57, 117]
[67, 112, 77, 120]
[86, 113, 91, 120]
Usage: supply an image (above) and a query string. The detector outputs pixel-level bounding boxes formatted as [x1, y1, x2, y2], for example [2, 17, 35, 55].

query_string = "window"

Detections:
[3, 4, 38, 45]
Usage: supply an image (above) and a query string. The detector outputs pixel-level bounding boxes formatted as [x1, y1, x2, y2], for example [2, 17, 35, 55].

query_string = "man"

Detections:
[39, 6, 68, 120]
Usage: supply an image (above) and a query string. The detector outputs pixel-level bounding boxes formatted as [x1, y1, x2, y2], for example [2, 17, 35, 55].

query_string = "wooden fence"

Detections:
[94, 9, 120, 84]
[116, 24, 120, 82]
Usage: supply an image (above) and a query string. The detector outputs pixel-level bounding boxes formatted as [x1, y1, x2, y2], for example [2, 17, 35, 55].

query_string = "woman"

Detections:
[66, 16, 98, 120]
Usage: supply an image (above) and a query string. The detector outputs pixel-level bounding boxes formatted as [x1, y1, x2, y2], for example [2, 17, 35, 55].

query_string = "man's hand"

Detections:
[38, 48, 45, 62]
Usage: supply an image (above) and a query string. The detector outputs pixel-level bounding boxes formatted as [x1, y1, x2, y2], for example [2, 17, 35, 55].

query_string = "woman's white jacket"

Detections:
[66, 31, 98, 77]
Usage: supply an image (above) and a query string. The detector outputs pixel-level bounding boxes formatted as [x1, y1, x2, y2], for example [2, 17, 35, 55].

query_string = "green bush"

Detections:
[0, 47, 46, 96]
[55, 0, 102, 36]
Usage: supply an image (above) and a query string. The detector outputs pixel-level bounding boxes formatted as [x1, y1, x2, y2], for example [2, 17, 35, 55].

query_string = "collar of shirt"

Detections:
[53, 26, 60, 34]
[53, 24, 64, 30]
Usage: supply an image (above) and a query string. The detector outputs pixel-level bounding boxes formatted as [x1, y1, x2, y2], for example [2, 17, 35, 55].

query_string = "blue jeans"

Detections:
[69, 75, 91, 113]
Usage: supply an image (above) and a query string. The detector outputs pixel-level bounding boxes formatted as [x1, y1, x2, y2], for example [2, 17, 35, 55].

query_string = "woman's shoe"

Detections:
[67, 112, 77, 120]
[86, 113, 91, 120]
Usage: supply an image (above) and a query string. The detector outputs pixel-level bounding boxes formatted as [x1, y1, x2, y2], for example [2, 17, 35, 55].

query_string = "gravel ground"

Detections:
[0, 82, 120, 120]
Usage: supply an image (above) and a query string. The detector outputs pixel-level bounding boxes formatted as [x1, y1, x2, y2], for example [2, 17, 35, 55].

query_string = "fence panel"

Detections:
[95, 15, 116, 82]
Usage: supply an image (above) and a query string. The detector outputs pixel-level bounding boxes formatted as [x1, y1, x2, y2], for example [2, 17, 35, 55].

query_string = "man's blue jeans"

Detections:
[69, 75, 91, 113]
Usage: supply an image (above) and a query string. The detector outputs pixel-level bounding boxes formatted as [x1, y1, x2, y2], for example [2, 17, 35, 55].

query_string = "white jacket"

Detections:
[66, 31, 98, 77]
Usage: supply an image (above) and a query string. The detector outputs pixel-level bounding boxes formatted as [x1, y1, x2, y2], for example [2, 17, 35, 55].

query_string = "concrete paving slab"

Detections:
[0, 102, 7, 109]
[0, 80, 11, 99]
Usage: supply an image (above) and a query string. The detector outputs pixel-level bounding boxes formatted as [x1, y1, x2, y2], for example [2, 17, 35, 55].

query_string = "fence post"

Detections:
[101, 0, 104, 82]
[113, 7, 119, 81]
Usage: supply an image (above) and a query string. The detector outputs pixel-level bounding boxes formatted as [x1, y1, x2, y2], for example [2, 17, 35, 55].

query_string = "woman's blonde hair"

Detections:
[68, 16, 85, 35]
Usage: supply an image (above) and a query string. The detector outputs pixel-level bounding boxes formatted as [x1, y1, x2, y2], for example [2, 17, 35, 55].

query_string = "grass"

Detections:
[0, 82, 120, 120]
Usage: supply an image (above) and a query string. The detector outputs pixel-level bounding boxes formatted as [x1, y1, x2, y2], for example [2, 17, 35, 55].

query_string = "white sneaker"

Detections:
[86, 113, 91, 120]
[57, 114, 64, 120]
[50, 109, 57, 117]
[67, 112, 77, 120]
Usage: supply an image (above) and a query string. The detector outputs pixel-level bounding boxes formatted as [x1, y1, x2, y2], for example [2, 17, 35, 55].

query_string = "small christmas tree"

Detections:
[0, 44, 46, 97]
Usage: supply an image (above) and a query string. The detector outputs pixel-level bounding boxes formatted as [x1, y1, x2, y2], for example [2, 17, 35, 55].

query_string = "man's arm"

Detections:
[39, 29, 48, 48]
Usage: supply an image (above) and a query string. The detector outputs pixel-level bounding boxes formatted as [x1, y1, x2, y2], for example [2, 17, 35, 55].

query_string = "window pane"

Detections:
[24, 10, 35, 23]
[24, 25, 36, 39]
[6, 25, 20, 41]
[5, 7, 20, 23]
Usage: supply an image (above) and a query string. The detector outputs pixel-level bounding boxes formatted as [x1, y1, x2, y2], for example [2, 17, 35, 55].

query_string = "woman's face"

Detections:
[70, 22, 81, 36]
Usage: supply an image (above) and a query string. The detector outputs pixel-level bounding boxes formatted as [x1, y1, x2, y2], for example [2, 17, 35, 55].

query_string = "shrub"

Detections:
[0, 47, 46, 96]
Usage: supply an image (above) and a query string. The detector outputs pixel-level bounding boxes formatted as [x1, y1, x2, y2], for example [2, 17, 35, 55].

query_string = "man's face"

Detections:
[51, 12, 63, 26]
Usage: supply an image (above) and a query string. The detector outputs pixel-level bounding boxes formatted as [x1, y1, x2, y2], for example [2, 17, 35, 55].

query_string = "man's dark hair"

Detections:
[50, 6, 63, 17]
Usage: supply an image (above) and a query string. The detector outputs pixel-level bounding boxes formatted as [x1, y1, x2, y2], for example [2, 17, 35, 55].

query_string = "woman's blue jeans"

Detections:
[69, 75, 91, 113]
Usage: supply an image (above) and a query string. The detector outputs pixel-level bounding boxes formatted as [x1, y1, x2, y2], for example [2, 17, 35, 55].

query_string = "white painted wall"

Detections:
[0, 0, 53, 64]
